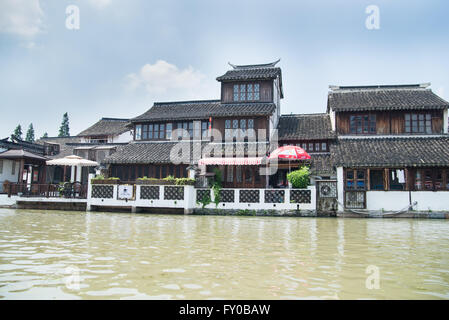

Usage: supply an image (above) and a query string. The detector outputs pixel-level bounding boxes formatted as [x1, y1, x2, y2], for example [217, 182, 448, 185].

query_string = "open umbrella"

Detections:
[269, 145, 311, 177]
[46, 155, 98, 167]
[46, 155, 99, 183]
[269, 145, 311, 160]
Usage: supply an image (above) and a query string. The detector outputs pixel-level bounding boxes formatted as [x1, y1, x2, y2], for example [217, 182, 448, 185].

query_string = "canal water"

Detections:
[0, 209, 448, 299]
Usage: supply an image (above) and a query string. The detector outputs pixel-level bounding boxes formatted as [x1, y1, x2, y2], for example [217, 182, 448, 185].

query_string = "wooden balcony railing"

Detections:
[7, 183, 88, 199]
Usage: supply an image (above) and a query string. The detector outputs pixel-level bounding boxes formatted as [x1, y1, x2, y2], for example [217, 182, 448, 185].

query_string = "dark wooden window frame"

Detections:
[349, 114, 376, 134]
[405, 113, 432, 134]
[233, 83, 260, 102]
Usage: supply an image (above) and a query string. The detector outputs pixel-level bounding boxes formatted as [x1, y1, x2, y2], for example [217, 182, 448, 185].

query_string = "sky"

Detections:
[0, 0, 448, 139]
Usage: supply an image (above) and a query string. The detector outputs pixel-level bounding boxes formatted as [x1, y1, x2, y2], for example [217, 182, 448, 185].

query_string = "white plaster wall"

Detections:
[0, 160, 19, 192]
[336, 167, 344, 212]
[329, 109, 336, 132]
[366, 191, 411, 211]
[366, 191, 449, 211]
[111, 131, 133, 143]
[412, 191, 449, 211]
[195, 186, 316, 211]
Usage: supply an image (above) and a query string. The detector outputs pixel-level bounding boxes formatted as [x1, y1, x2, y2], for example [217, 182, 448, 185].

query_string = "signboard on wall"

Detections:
[118, 185, 133, 200]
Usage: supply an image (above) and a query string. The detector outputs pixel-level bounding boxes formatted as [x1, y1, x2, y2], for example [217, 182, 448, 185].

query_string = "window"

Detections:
[166, 123, 172, 140]
[154, 124, 159, 139]
[308, 143, 314, 151]
[0, 160, 3, 174]
[236, 166, 242, 183]
[350, 115, 376, 134]
[148, 124, 153, 139]
[370, 170, 384, 190]
[345, 169, 366, 190]
[321, 142, 327, 151]
[302, 143, 307, 150]
[315, 143, 320, 152]
[225, 119, 231, 139]
[12, 161, 16, 175]
[225, 119, 255, 140]
[446, 171, 449, 190]
[247, 119, 255, 138]
[435, 169, 444, 190]
[245, 167, 252, 183]
[135, 125, 142, 140]
[389, 169, 406, 190]
[201, 121, 210, 139]
[160, 124, 165, 139]
[405, 113, 431, 134]
[232, 83, 261, 102]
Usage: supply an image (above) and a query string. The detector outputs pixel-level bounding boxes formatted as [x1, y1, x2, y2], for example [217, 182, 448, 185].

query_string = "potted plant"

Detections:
[91, 175, 120, 185]
[287, 166, 310, 189]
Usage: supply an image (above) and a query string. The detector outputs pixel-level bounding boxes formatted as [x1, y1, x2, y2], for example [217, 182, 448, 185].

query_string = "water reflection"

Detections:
[0, 209, 448, 299]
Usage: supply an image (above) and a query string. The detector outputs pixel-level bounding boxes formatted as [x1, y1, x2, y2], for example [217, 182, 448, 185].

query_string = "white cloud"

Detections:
[0, 0, 44, 37]
[125, 60, 215, 99]
[87, 0, 112, 9]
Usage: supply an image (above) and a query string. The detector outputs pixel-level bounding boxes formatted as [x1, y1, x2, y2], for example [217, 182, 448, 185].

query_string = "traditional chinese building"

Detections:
[328, 83, 449, 211]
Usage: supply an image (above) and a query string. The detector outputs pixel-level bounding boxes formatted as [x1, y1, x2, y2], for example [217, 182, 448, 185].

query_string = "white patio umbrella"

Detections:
[46, 155, 99, 183]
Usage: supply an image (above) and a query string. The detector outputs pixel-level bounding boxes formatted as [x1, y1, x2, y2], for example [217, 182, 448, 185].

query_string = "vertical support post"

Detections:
[184, 185, 194, 214]
[86, 173, 94, 211]
[336, 167, 344, 212]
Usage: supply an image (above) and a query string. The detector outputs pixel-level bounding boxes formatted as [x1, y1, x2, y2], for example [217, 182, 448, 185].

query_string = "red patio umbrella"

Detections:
[269, 145, 311, 174]
[269, 145, 311, 160]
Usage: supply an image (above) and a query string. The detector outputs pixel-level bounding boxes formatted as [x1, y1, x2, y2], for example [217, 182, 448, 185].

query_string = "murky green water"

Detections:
[0, 209, 448, 299]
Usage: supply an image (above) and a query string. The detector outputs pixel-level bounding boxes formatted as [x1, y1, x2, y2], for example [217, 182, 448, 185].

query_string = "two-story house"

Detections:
[104, 61, 285, 188]
[277, 113, 337, 186]
[328, 83, 449, 211]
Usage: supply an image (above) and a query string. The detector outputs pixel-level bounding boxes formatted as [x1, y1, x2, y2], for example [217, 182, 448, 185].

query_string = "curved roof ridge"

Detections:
[229, 59, 280, 69]
[153, 99, 220, 105]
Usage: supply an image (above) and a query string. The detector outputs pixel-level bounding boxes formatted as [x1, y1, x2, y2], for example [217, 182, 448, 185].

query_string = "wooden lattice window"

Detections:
[350, 115, 376, 134]
[345, 169, 366, 190]
[405, 113, 431, 134]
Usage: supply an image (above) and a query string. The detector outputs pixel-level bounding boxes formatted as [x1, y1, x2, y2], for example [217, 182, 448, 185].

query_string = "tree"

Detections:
[25, 123, 35, 142]
[11, 124, 23, 140]
[41, 132, 48, 139]
[58, 112, 70, 137]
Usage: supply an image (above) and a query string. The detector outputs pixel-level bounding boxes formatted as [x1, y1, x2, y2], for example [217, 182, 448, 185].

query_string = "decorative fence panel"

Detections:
[91, 185, 114, 199]
[219, 189, 235, 203]
[140, 186, 160, 200]
[196, 189, 211, 202]
[239, 190, 260, 203]
[264, 190, 285, 203]
[345, 191, 366, 209]
[290, 189, 311, 204]
[164, 186, 184, 200]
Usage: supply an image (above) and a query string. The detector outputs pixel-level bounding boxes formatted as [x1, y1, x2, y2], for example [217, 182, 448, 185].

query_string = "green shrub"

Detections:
[163, 175, 175, 182]
[287, 166, 310, 188]
[175, 178, 196, 186]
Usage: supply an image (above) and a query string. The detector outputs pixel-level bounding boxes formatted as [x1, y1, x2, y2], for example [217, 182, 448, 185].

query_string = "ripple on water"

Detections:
[162, 268, 186, 273]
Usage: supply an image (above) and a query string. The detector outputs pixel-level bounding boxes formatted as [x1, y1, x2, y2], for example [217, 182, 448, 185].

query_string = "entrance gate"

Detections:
[316, 180, 338, 213]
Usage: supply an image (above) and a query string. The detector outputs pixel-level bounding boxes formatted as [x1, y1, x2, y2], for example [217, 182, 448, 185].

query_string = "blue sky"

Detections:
[0, 0, 448, 138]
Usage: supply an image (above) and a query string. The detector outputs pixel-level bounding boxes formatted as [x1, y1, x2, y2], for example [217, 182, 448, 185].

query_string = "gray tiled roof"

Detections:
[328, 84, 449, 112]
[36, 136, 83, 159]
[130, 100, 276, 123]
[103, 142, 192, 164]
[103, 141, 271, 165]
[309, 153, 335, 176]
[216, 67, 282, 82]
[278, 114, 336, 140]
[332, 136, 449, 167]
[77, 118, 130, 136]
